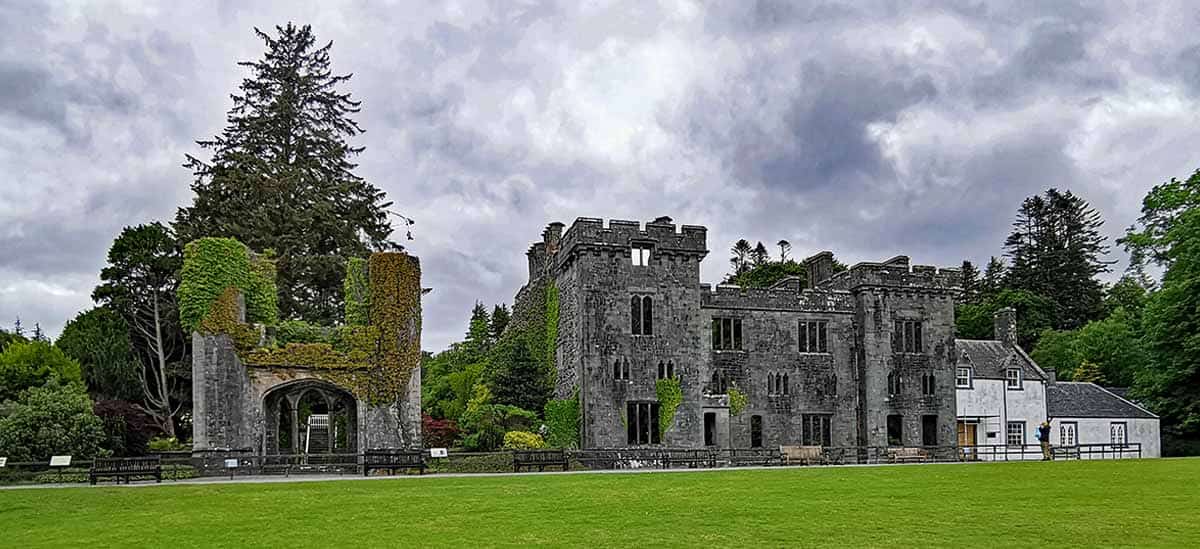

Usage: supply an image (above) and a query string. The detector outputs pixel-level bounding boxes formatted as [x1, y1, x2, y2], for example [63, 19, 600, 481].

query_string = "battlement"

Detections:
[818, 258, 961, 292]
[699, 283, 856, 313]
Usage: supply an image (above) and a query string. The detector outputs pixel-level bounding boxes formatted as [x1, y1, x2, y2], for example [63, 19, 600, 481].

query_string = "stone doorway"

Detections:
[264, 381, 358, 455]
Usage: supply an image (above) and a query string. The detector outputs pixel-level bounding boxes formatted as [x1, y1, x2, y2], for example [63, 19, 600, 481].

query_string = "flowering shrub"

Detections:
[502, 431, 546, 450]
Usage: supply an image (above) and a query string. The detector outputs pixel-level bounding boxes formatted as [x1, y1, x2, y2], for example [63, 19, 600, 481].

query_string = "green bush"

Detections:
[0, 341, 83, 402]
[147, 437, 190, 452]
[28, 464, 198, 484]
[0, 382, 106, 462]
[55, 307, 141, 401]
[728, 383, 748, 416]
[502, 431, 546, 450]
[273, 320, 333, 346]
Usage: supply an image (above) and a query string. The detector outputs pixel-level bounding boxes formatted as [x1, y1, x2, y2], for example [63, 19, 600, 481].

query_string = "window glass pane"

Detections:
[631, 296, 641, 335]
[733, 318, 742, 349]
[893, 321, 903, 352]
[627, 403, 637, 444]
[643, 296, 653, 335]
[822, 416, 831, 446]
[650, 403, 661, 444]
[722, 319, 732, 349]
[819, 322, 828, 353]
[799, 322, 808, 352]
[642, 248, 651, 266]
[631, 248, 639, 265]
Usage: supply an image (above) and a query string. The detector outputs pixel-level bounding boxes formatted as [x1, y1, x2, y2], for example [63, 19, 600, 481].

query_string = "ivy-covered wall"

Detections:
[344, 257, 370, 326]
[179, 238, 278, 332]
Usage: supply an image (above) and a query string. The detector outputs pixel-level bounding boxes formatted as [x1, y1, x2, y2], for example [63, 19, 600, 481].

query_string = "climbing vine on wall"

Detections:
[728, 383, 748, 416]
[179, 238, 277, 331]
[544, 281, 559, 379]
[344, 257, 370, 326]
[366, 252, 422, 404]
[655, 376, 682, 439]
[543, 387, 579, 449]
[197, 287, 261, 352]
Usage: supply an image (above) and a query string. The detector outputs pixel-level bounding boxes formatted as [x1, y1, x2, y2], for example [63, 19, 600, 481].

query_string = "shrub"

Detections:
[93, 400, 160, 456]
[422, 413, 460, 448]
[502, 431, 545, 450]
[273, 320, 333, 346]
[0, 341, 83, 402]
[0, 382, 106, 462]
[55, 307, 141, 401]
[147, 436, 191, 452]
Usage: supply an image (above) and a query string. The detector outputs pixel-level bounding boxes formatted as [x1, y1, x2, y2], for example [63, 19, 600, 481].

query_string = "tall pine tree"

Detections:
[175, 23, 397, 323]
[1003, 189, 1110, 329]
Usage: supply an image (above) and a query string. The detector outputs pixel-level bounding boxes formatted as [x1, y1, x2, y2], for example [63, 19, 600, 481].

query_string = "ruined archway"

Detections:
[263, 380, 358, 455]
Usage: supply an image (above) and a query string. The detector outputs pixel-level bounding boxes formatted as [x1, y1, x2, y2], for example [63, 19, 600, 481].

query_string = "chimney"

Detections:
[1045, 368, 1057, 384]
[542, 222, 565, 255]
[994, 307, 1017, 346]
[804, 251, 834, 289]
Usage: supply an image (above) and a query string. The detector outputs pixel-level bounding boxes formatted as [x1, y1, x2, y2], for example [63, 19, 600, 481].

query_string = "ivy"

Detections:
[728, 383, 748, 416]
[344, 257, 370, 326]
[366, 252, 422, 404]
[197, 287, 260, 352]
[544, 281, 559, 378]
[179, 238, 277, 332]
[655, 376, 682, 439]
[543, 387, 579, 449]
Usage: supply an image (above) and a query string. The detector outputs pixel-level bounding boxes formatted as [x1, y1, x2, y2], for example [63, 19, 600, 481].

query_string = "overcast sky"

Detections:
[2, 1, 1199, 351]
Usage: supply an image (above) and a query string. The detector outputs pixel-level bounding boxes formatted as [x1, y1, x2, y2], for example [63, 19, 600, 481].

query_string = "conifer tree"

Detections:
[490, 304, 511, 341]
[175, 23, 397, 324]
[464, 302, 492, 359]
[751, 241, 770, 266]
[960, 260, 981, 304]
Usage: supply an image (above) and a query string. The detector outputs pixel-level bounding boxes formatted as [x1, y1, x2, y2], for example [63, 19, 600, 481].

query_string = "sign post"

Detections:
[224, 458, 239, 481]
[49, 455, 71, 483]
[0, 457, 7, 468]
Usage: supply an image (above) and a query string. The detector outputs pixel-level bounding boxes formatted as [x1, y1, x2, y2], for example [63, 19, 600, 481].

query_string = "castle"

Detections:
[519, 217, 961, 451]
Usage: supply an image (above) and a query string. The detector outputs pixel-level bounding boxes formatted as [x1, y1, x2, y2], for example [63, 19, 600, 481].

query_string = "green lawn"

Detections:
[2, 459, 1198, 548]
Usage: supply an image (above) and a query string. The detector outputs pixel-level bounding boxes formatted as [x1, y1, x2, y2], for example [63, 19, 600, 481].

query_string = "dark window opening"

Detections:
[750, 415, 763, 448]
[893, 319, 924, 353]
[922, 415, 938, 446]
[887, 414, 903, 446]
[711, 317, 743, 350]
[801, 414, 831, 446]
[626, 402, 661, 445]
[921, 373, 935, 396]
[799, 320, 829, 353]
[704, 412, 716, 446]
[887, 371, 902, 397]
[782, 373, 789, 396]
[657, 361, 676, 380]
[614, 358, 630, 380]
[710, 370, 728, 393]
[632, 296, 653, 335]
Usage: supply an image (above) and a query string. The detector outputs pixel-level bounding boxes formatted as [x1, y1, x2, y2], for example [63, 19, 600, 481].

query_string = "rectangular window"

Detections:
[1006, 421, 1025, 446]
[1006, 368, 1022, 389]
[799, 321, 829, 353]
[626, 402, 661, 445]
[711, 317, 743, 350]
[922, 415, 937, 446]
[750, 415, 763, 448]
[631, 245, 652, 266]
[801, 414, 832, 446]
[921, 374, 935, 396]
[631, 296, 653, 335]
[955, 367, 972, 388]
[892, 320, 924, 353]
[887, 414, 903, 446]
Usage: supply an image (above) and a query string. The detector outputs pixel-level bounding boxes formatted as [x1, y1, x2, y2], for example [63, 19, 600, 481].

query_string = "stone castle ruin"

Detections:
[187, 238, 422, 455]
[518, 217, 961, 451]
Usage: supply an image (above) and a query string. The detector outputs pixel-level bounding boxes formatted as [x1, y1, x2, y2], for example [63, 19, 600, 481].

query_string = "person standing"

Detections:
[1037, 421, 1052, 461]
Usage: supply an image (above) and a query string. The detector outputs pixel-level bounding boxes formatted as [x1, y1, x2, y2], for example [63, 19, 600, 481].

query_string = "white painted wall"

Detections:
[956, 377, 1047, 461]
[1050, 417, 1160, 459]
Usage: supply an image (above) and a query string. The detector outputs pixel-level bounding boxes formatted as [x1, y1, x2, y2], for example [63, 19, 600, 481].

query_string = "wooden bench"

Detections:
[730, 448, 782, 467]
[662, 449, 717, 469]
[512, 450, 569, 472]
[887, 447, 929, 464]
[363, 449, 427, 476]
[89, 456, 162, 485]
[780, 445, 825, 465]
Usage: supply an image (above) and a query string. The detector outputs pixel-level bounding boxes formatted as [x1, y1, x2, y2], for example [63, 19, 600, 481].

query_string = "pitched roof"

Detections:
[1047, 382, 1157, 419]
[955, 339, 1045, 380]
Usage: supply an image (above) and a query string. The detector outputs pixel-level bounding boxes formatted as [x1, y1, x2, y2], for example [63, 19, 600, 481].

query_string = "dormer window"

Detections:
[631, 244, 652, 266]
[1006, 368, 1022, 389]
[956, 367, 973, 389]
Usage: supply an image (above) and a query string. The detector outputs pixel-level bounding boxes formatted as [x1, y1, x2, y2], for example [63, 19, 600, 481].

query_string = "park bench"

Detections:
[886, 447, 929, 464]
[89, 456, 162, 485]
[1051, 446, 1080, 460]
[780, 445, 825, 465]
[512, 449, 569, 472]
[729, 448, 782, 467]
[662, 449, 717, 469]
[363, 449, 427, 476]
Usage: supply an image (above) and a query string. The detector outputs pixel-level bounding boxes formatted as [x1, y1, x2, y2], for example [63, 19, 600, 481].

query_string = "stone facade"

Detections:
[517, 217, 961, 450]
[191, 253, 423, 455]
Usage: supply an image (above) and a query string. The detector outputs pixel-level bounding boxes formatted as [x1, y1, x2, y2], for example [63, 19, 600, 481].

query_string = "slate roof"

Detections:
[955, 339, 1045, 380]
[1047, 382, 1157, 419]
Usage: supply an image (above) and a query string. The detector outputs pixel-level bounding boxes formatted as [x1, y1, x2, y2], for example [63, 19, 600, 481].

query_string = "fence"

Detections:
[0, 443, 1143, 484]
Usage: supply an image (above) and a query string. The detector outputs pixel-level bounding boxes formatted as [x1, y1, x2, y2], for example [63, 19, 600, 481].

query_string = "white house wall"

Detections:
[956, 378, 1047, 461]
[1051, 417, 1160, 459]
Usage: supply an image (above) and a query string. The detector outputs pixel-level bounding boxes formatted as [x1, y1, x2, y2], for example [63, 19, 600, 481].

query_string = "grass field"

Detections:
[2, 459, 1198, 548]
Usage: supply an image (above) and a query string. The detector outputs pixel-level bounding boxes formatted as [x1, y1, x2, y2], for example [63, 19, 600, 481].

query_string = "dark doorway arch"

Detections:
[264, 380, 358, 454]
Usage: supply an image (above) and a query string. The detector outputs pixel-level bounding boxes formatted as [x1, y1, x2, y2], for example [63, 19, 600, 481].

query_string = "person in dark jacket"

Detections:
[1037, 421, 1052, 460]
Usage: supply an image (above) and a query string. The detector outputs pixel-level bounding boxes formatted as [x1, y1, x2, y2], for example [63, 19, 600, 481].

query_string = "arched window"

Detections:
[614, 359, 622, 380]
[632, 295, 653, 335]
[667, 361, 675, 379]
[782, 374, 789, 396]
[888, 371, 902, 396]
[767, 372, 775, 395]
[774, 373, 782, 395]
[657, 361, 665, 379]
[642, 296, 654, 335]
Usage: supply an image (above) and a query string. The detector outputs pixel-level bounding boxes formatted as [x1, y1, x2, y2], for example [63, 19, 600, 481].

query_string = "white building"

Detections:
[954, 308, 1159, 460]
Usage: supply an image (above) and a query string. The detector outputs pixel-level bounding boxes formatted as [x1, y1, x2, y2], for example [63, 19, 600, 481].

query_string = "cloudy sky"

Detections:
[2, 0, 1198, 351]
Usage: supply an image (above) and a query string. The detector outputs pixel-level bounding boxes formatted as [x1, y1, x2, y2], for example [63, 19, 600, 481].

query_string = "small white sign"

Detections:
[224, 459, 239, 468]
[0, 457, 7, 468]
[429, 448, 448, 458]
[49, 455, 71, 467]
